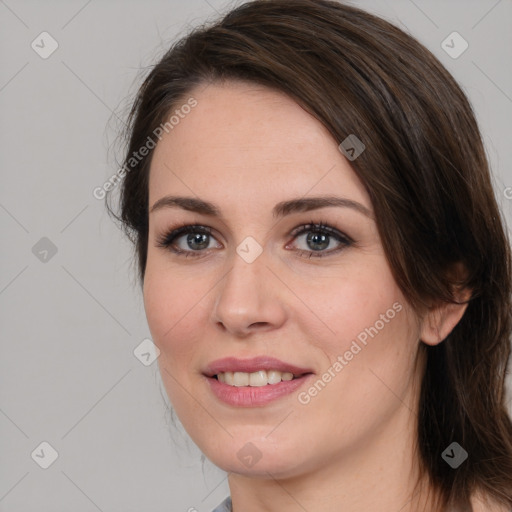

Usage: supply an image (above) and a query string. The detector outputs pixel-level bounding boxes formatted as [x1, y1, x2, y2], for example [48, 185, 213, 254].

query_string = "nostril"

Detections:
[249, 322, 269, 328]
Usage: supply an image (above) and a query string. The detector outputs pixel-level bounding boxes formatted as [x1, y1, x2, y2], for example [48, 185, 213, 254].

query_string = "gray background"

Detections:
[1, 0, 511, 511]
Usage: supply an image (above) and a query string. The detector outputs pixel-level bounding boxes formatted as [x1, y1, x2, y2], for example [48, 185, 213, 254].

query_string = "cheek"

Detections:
[305, 278, 418, 421]
[143, 267, 210, 418]
[143, 264, 207, 365]
[304, 263, 407, 353]
[302, 265, 418, 407]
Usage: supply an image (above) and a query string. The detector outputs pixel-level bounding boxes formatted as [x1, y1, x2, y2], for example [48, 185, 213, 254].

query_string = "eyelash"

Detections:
[155, 220, 354, 259]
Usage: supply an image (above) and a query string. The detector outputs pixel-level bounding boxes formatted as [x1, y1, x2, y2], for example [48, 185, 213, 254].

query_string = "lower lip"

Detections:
[205, 374, 312, 407]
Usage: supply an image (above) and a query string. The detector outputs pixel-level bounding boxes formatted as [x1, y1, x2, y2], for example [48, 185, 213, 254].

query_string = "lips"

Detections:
[203, 356, 313, 377]
[203, 356, 314, 406]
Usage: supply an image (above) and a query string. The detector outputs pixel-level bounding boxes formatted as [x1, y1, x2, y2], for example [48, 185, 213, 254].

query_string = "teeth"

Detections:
[216, 370, 296, 386]
[267, 370, 282, 385]
[249, 370, 267, 387]
[233, 372, 249, 387]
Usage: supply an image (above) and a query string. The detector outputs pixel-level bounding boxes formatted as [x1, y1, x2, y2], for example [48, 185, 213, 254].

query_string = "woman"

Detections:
[106, 1, 512, 510]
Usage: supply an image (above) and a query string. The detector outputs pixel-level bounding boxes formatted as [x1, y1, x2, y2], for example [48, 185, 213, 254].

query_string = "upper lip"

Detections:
[204, 356, 314, 377]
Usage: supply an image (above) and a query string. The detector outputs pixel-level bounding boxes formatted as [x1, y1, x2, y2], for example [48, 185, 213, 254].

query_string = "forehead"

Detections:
[148, 80, 371, 214]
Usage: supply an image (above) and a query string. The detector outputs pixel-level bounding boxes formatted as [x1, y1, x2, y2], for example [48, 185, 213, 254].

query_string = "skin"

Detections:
[143, 80, 481, 511]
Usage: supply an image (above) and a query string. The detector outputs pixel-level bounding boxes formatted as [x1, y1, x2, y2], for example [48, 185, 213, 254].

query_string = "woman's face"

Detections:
[143, 80, 423, 478]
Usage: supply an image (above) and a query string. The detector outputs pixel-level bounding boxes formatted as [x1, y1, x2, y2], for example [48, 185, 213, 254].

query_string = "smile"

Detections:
[216, 370, 297, 386]
[203, 357, 314, 407]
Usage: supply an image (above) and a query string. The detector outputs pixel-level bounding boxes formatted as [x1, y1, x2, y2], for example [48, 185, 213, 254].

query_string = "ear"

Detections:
[419, 262, 472, 346]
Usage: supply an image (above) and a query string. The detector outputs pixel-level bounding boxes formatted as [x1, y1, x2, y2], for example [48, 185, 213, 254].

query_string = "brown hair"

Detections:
[106, 0, 512, 509]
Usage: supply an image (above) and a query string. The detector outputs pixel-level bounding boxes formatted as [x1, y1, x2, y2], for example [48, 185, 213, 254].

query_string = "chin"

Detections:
[203, 436, 313, 479]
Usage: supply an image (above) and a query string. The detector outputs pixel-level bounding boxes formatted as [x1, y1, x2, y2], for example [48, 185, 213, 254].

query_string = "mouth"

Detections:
[204, 356, 313, 381]
[203, 356, 314, 406]
[213, 369, 307, 386]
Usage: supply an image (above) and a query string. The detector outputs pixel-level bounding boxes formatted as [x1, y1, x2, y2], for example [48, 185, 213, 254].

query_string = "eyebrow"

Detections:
[150, 195, 373, 220]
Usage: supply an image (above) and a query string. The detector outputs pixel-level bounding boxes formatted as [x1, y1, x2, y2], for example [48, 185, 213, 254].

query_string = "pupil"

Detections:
[307, 232, 329, 251]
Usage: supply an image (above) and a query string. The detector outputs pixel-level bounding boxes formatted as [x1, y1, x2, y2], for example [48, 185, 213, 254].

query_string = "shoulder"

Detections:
[470, 492, 510, 512]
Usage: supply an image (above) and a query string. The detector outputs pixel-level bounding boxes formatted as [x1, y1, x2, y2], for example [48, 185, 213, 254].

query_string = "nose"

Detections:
[210, 245, 287, 337]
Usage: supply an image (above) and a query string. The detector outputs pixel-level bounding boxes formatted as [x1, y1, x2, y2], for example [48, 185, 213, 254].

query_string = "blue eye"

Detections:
[156, 221, 353, 259]
[156, 224, 218, 257]
[289, 222, 353, 258]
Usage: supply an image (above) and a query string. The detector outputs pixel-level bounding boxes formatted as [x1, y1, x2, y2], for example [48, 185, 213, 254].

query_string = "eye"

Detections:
[287, 221, 353, 258]
[155, 220, 353, 259]
[156, 224, 221, 257]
